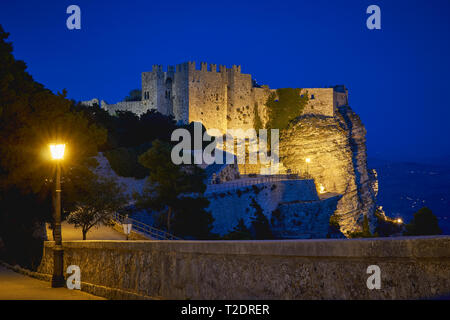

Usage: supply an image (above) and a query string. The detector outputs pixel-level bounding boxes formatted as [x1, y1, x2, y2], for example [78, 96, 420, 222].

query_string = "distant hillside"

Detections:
[369, 158, 450, 234]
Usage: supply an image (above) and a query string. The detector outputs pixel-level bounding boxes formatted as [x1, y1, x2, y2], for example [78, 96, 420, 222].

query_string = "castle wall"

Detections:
[187, 62, 228, 132]
[302, 88, 335, 117]
[252, 86, 273, 127]
[88, 63, 348, 132]
[101, 100, 152, 116]
[334, 90, 348, 108]
[225, 66, 255, 131]
[172, 63, 189, 124]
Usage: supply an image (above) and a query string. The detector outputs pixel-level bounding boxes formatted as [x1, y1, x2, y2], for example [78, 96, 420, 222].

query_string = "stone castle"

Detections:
[83, 62, 381, 237]
[87, 62, 349, 133]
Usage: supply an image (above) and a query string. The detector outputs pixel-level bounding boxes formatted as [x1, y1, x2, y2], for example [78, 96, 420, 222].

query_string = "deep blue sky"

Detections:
[1, 0, 449, 162]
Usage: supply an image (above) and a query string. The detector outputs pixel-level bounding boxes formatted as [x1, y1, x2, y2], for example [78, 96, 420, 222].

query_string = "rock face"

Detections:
[206, 179, 340, 238]
[280, 106, 378, 235]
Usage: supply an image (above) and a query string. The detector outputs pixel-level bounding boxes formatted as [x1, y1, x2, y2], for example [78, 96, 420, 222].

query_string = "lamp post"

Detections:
[305, 158, 311, 178]
[49, 143, 65, 288]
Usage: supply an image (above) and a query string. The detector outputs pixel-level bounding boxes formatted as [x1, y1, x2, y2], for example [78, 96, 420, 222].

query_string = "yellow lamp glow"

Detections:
[49, 144, 65, 160]
[319, 184, 325, 194]
[396, 218, 403, 224]
[305, 158, 311, 163]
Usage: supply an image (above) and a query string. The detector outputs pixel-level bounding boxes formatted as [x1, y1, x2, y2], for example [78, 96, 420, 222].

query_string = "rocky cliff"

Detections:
[280, 106, 378, 235]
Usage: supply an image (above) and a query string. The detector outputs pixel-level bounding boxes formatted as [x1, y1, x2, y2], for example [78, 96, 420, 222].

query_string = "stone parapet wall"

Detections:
[37, 236, 450, 300]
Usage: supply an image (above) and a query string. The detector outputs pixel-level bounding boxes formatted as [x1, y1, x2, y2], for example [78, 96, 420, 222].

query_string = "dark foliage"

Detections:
[124, 89, 142, 102]
[0, 25, 106, 267]
[222, 218, 252, 240]
[172, 197, 215, 239]
[250, 198, 274, 239]
[404, 207, 442, 236]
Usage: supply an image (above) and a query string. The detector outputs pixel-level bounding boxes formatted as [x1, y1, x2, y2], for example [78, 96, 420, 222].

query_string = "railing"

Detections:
[112, 212, 182, 240]
[205, 172, 311, 194]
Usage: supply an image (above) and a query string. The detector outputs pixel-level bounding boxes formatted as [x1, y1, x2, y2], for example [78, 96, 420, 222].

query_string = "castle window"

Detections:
[311, 94, 315, 99]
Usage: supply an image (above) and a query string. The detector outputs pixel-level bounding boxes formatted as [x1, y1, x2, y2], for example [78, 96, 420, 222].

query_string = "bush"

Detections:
[172, 197, 215, 240]
[104, 147, 149, 178]
[404, 207, 442, 236]
[250, 198, 274, 239]
[348, 215, 378, 238]
[222, 218, 252, 240]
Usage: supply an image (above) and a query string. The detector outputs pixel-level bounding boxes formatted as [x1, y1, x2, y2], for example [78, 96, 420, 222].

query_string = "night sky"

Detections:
[1, 0, 449, 162]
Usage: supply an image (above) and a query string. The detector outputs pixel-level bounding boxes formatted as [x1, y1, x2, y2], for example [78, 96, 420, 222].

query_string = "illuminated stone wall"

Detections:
[37, 237, 450, 299]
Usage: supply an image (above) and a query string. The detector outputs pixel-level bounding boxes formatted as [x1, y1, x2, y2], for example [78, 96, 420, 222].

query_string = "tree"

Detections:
[250, 198, 274, 239]
[136, 140, 207, 233]
[66, 177, 128, 240]
[172, 196, 214, 239]
[0, 25, 106, 266]
[124, 89, 142, 102]
[404, 207, 442, 236]
[222, 218, 252, 240]
[348, 215, 379, 238]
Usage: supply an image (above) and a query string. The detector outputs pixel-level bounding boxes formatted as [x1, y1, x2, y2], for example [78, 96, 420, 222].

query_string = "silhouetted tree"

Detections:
[135, 140, 207, 234]
[222, 218, 252, 240]
[404, 207, 442, 236]
[0, 25, 106, 267]
[66, 177, 128, 240]
[124, 89, 142, 102]
[250, 198, 274, 239]
[172, 196, 214, 239]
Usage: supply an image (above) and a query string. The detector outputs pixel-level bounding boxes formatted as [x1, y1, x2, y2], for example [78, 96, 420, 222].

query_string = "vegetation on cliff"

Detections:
[250, 198, 274, 239]
[135, 140, 215, 238]
[404, 207, 442, 236]
[265, 88, 308, 132]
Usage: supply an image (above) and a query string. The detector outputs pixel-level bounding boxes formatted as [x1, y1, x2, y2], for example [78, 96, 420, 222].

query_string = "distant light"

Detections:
[49, 144, 65, 160]
[396, 218, 403, 224]
[319, 184, 325, 194]
[305, 158, 311, 163]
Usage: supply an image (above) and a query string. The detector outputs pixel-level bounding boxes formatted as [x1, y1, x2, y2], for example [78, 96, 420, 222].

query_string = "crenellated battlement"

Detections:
[152, 61, 244, 76]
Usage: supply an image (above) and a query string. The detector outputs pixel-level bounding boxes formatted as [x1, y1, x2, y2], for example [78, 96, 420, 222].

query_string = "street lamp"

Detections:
[123, 214, 132, 240]
[305, 158, 311, 178]
[49, 143, 65, 288]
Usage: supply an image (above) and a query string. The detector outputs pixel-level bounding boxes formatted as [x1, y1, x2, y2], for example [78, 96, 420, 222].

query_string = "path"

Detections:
[0, 265, 104, 300]
[46, 221, 126, 240]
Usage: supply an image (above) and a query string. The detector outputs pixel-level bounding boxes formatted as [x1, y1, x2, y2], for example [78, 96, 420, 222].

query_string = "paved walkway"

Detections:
[46, 221, 126, 240]
[0, 265, 104, 300]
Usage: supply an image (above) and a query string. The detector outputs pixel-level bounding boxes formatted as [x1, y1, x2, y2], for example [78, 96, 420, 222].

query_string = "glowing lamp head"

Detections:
[396, 218, 403, 224]
[305, 158, 311, 163]
[49, 144, 65, 160]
